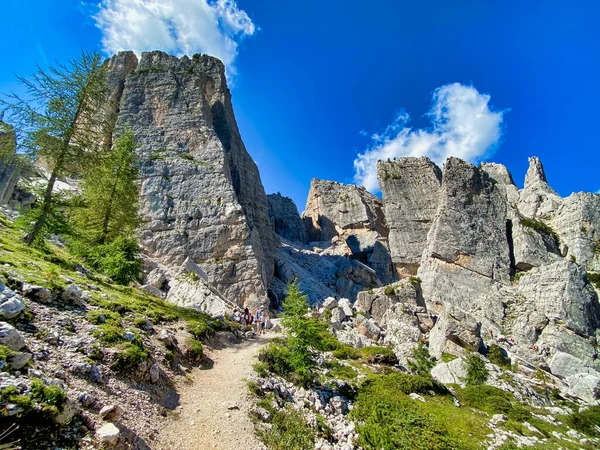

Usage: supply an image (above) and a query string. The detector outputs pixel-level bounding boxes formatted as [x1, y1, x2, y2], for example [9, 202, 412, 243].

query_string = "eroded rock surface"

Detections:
[107, 51, 275, 309]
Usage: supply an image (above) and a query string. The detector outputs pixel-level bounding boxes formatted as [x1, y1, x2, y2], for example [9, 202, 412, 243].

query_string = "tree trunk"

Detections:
[24, 168, 58, 245]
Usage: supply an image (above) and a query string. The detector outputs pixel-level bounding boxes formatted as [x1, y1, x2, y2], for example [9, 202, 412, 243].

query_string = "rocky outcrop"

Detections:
[301, 178, 393, 284]
[377, 157, 442, 276]
[105, 51, 275, 309]
[553, 192, 600, 271]
[302, 179, 387, 242]
[267, 193, 307, 243]
[519, 156, 562, 219]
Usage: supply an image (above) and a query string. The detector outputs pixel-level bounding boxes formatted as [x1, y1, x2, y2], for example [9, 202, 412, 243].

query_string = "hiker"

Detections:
[255, 308, 263, 333]
[259, 312, 268, 335]
[243, 308, 251, 326]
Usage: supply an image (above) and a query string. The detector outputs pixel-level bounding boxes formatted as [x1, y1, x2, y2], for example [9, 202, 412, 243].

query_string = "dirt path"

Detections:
[155, 337, 271, 450]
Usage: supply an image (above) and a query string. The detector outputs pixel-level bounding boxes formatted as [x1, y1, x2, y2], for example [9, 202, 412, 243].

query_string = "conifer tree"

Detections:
[75, 129, 140, 244]
[1, 51, 108, 245]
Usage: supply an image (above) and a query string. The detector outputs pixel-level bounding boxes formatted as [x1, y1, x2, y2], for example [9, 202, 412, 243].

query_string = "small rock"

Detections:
[122, 331, 136, 342]
[79, 392, 96, 408]
[149, 363, 160, 383]
[62, 284, 84, 305]
[409, 393, 426, 403]
[22, 284, 51, 303]
[8, 352, 32, 370]
[99, 404, 124, 421]
[0, 296, 26, 319]
[89, 365, 103, 384]
[254, 407, 272, 422]
[0, 322, 26, 350]
[159, 329, 176, 347]
[491, 414, 507, 425]
[97, 423, 120, 446]
[55, 398, 78, 425]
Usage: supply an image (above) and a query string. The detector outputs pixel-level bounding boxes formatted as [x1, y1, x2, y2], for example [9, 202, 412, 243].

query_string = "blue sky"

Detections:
[1, 1, 599, 210]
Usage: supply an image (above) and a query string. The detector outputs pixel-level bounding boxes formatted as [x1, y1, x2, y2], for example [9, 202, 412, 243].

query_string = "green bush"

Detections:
[519, 218, 559, 243]
[92, 323, 125, 344]
[384, 285, 395, 296]
[407, 342, 436, 375]
[457, 385, 531, 422]
[86, 309, 121, 325]
[487, 344, 511, 369]
[352, 374, 456, 449]
[187, 338, 203, 361]
[0, 385, 34, 412]
[327, 360, 358, 381]
[257, 406, 315, 450]
[82, 236, 142, 285]
[30, 378, 67, 416]
[360, 346, 398, 365]
[463, 351, 489, 385]
[563, 406, 600, 437]
[110, 343, 149, 373]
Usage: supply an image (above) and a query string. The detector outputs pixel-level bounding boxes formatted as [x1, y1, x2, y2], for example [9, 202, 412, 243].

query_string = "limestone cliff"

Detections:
[267, 193, 307, 243]
[377, 157, 442, 276]
[105, 51, 275, 309]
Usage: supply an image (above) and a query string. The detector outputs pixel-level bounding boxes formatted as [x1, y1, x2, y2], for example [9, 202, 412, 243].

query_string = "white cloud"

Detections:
[353, 83, 505, 192]
[94, 0, 256, 75]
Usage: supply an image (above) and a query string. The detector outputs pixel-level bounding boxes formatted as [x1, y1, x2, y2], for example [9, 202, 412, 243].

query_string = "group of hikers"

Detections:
[231, 307, 269, 335]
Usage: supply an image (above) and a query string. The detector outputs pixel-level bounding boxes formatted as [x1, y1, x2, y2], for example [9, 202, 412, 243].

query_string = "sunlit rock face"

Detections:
[105, 51, 275, 309]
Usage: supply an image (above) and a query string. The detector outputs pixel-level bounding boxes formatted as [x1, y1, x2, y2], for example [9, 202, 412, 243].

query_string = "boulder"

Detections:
[357, 318, 381, 341]
[145, 268, 168, 289]
[8, 352, 31, 370]
[97, 423, 120, 446]
[322, 297, 338, 310]
[99, 404, 124, 421]
[429, 307, 483, 359]
[0, 322, 25, 351]
[21, 284, 51, 303]
[61, 284, 85, 305]
[431, 357, 468, 387]
[338, 298, 353, 317]
[0, 296, 25, 319]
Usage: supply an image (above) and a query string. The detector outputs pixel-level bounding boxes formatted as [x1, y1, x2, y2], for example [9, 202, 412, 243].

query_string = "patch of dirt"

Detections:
[155, 336, 272, 450]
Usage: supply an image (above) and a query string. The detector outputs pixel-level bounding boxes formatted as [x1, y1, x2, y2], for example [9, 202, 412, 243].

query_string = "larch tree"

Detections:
[0, 51, 109, 245]
[75, 129, 140, 244]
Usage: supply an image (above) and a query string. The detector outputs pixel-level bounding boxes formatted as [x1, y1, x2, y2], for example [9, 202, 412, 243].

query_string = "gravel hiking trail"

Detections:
[155, 336, 272, 450]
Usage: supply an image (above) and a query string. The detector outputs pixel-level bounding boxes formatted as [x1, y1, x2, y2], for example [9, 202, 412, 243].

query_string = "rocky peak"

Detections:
[377, 156, 442, 276]
[106, 50, 274, 309]
[520, 156, 562, 218]
[267, 193, 307, 243]
[302, 178, 387, 242]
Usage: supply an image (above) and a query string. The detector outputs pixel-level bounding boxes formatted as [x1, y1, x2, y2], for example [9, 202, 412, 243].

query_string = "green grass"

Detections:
[110, 343, 149, 373]
[587, 272, 600, 290]
[520, 217, 559, 243]
[255, 404, 315, 450]
[0, 213, 227, 344]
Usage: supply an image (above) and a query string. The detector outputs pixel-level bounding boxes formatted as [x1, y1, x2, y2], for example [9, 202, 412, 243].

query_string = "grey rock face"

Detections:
[300, 178, 394, 284]
[302, 178, 387, 242]
[553, 192, 600, 271]
[519, 156, 562, 219]
[106, 51, 275, 309]
[267, 193, 307, 243]
[423, 157, 510, 282]
[377, 157, 442, 275]
[516, 260, 600, 337]
[429, 307, 483, 359]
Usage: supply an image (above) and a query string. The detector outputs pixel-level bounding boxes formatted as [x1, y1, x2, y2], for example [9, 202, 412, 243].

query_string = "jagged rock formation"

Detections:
[377, 157, 442, 276]
[267, 193, 307, 243]
[301, 179, 394, 284]
[103, 51, 275, 309]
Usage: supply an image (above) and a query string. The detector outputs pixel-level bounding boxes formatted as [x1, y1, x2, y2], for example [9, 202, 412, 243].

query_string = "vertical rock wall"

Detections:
[267, 193, 307, 243]
[106, 51, 274, 308]
[377, 157, 442, 276]
[0, 120, 20, 205]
